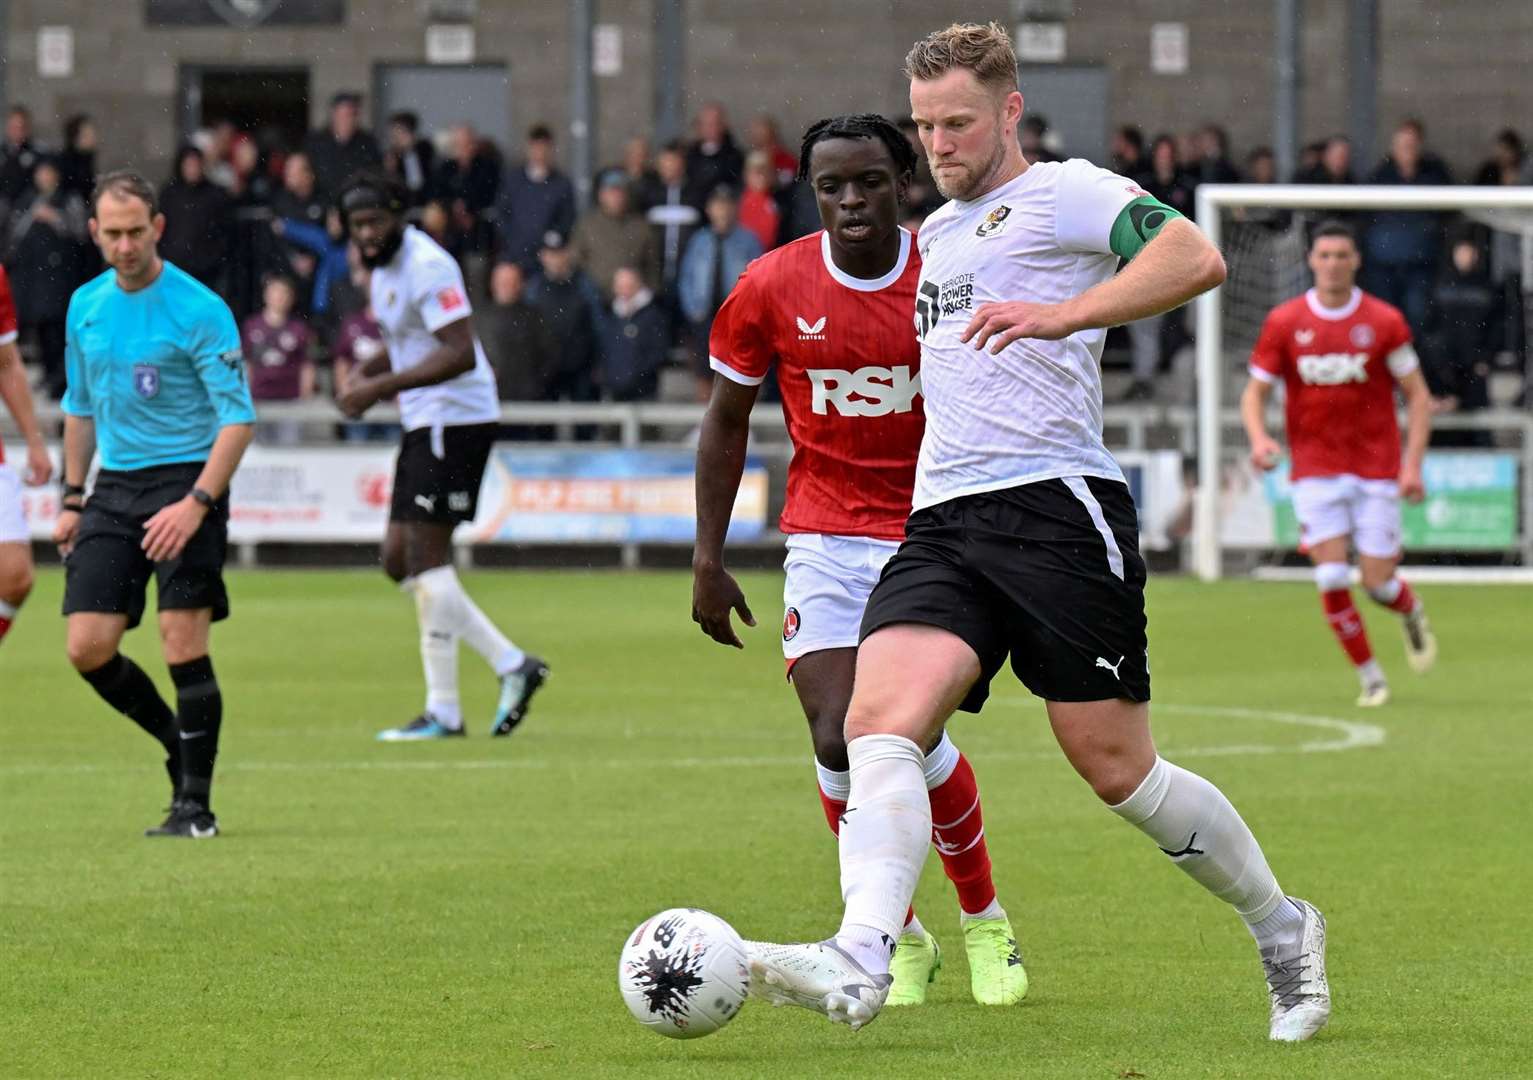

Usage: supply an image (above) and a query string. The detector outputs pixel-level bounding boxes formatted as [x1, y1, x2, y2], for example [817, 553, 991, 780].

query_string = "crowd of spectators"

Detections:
[0, 93, 1527, 426]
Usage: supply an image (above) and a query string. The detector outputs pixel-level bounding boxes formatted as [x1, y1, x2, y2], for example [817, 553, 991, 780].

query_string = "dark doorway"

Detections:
[180, 65, 310, 153]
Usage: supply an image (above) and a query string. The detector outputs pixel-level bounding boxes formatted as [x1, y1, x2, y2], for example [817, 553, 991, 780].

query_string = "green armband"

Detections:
[1109, 195, 1184, 261]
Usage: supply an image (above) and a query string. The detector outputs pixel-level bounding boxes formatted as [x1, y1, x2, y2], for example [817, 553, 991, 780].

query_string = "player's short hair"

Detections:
[1309, 219, 1357, 250]
[91, 170, 158, 217]
[796, 113, 918, 183]
[904, 21, 1018, 93]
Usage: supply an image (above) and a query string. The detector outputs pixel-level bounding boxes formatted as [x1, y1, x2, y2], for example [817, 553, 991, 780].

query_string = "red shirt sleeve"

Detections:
[1383, 303, 1412, 352]
[1249, 305, 1288, 382]
[0, 265, 17, 345]
[707, 261, 773, 386]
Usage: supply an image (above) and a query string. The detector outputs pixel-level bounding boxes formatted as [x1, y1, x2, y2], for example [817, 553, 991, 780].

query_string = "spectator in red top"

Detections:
[739, 151, 781, 251]
[243, 273, 315, 403]
[747, 114, 797, 190]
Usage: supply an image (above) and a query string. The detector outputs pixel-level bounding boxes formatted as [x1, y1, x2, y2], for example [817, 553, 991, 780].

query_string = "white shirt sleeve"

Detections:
[1053, 159, 1146, 255]
[1386, 343, 1420, 378]
[414, 256, 475, 333]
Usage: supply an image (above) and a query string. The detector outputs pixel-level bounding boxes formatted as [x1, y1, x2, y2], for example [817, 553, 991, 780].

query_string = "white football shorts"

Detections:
[1291, 474, 1402, 558]
[0, 464, 28, 544]
[781, 533, 901, 664]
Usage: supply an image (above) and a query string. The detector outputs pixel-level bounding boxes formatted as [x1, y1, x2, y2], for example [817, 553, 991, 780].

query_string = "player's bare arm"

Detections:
[963, 218, 1226, 354]
[1396, 368, 1432, 503]
[1240, 376, 1282, 471]
[692, 375, 759, 649]
[337, 317, 473, 418]
[141, 421, 255, 563]
[0, 340, 50, 486]
[52, 413, 96, 556]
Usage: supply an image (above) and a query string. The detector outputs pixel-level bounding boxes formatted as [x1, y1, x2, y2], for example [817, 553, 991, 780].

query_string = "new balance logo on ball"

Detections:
[1297, 352, 1369, 386]
[806, 366, 921, 417]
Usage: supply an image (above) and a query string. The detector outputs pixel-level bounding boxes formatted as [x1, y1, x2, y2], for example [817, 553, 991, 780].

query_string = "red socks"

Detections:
[1322, 589, 1375, 666]
[927, 753, 997, 915]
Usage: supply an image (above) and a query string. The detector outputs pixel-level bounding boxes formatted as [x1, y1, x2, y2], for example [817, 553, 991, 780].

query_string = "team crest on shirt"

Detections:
[976, 204, 1012, 238]
[438, 287, 465, 312]
[1295, 328, 1315, 345]
[132, 363, 160, 399]
[782, 606, 801, 642]
[1350, 323, 1375, 348]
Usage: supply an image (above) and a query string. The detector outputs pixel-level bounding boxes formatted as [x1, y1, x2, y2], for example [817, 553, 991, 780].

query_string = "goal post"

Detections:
[1192, 183, 1533, 580]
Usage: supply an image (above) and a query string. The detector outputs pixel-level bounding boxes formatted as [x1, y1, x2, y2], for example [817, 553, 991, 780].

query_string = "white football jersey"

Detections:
[369, 226, 499, 431]
[911, 159, 1144, 510]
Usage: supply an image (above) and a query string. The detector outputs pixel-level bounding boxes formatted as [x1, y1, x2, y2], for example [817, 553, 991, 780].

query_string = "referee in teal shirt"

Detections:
[54, 171, 255, 839]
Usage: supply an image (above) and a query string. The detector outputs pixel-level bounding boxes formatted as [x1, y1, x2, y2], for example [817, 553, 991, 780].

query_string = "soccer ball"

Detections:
[618, 908, 750, 1039]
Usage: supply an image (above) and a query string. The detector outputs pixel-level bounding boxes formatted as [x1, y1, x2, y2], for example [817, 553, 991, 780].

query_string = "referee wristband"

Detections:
[63, 483, 85, 498]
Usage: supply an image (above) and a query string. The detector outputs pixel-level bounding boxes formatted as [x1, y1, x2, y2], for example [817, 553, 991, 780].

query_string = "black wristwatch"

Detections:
[61, 482, 86, 513]
[190, 486, 217, 509]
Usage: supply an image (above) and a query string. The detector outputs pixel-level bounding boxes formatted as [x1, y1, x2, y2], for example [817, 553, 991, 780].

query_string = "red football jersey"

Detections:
[0, 265, 16, 466]
[709, 229, 923, 540]
[1249, 287, 1416, 481]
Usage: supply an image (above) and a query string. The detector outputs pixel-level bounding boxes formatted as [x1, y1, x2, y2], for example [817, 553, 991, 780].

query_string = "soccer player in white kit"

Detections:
[1242, 220, 1437, 707]
[747, 23, 1331, 1042]
[336, 173, 547, 741]
[0, 264, 51, 647]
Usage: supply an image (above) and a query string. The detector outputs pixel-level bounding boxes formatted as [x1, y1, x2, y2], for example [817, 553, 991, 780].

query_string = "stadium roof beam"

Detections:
[570, 0, 596, 208]
[1347, 0, 1378, 169]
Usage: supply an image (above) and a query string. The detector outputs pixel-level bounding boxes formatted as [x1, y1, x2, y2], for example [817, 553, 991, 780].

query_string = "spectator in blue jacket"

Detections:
[272, 206, 349, 320]
[1363, 119, 1453, 336]
[679, 184, 761, 399]
[493, 124, 576, 274]
[601, 266, 670, 402]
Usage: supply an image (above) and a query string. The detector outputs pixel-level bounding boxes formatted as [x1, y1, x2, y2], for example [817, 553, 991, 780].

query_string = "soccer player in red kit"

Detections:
[691, 114, 1026, 1008]
[1242, 220, 1437, 706]
[0, 263, 52, 646]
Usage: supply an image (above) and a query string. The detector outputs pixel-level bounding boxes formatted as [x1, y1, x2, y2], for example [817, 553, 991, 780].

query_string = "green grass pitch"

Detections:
[2, 569, 1530, 1078]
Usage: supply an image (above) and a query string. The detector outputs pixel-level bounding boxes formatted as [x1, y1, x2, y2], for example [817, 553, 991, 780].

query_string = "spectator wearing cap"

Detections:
[0, 106, 39, 205]
[383, 111, 436, 206]
[5, 156, 87, 399]
[160, 145, 235, 292]
[739, 151, 781, 251]
[686, 103, 744, 206]
[572, 168, 656, 304]
[493, 123, 577, 275]
[433, 124, 501, 254]
[646, 140, 702, 300]
[481, 261, 556, 404]
[679, 184, 761, 400]
[600, 265, 669, 402]
[303, 91, 382, 200]
[526, 230, 604, 413]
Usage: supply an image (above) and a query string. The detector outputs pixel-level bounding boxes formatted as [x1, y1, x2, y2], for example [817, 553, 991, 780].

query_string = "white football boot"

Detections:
[1261, 897, 1331, 1042]
[745, 940, 893, 1030]
[1402, 608, 1438, 674]
[1355, 679, 1390, 708]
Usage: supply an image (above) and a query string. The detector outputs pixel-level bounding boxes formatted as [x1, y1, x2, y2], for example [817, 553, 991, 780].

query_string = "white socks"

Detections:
[1110, 756, 1298, 947]
[835, 734, 931, 974]
[404, 575, 461, 728]
[412, 565, 526, 677]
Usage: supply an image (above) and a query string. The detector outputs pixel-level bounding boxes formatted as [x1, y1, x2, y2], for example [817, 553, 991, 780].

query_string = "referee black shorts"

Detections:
[390, 423, 497, 525]
[860, 476, 1150, 712]
[62, 463, 230, 630]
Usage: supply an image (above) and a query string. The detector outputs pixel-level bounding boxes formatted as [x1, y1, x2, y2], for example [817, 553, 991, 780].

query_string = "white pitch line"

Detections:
[0, 705, 1383, 776]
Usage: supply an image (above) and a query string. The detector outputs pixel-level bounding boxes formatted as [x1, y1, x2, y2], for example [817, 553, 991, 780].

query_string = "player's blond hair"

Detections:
[904, 21, 1018, 93]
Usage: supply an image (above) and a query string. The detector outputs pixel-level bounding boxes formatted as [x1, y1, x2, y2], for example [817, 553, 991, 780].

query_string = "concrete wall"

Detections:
[5, 0, 1528, 183]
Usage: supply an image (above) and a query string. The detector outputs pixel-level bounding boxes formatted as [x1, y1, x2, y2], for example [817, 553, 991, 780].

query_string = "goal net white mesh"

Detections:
[1191, 184, 1533, 580]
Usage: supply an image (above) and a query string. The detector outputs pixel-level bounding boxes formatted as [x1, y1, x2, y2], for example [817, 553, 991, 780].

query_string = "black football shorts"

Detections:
[62, 463, 230, 630]
[860, 476, 1151, 712]
[390, 423, 497, 525]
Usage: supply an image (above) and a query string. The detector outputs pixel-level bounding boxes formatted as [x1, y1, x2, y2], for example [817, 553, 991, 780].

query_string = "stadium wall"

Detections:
[4, 1, 1531, 177]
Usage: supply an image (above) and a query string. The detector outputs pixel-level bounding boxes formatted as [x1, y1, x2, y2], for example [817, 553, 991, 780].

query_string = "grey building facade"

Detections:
[3, 1, 1528, 182]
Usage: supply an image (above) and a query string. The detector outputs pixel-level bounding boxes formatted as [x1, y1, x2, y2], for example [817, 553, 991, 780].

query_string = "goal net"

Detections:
[1190, 184, 1533, 580]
